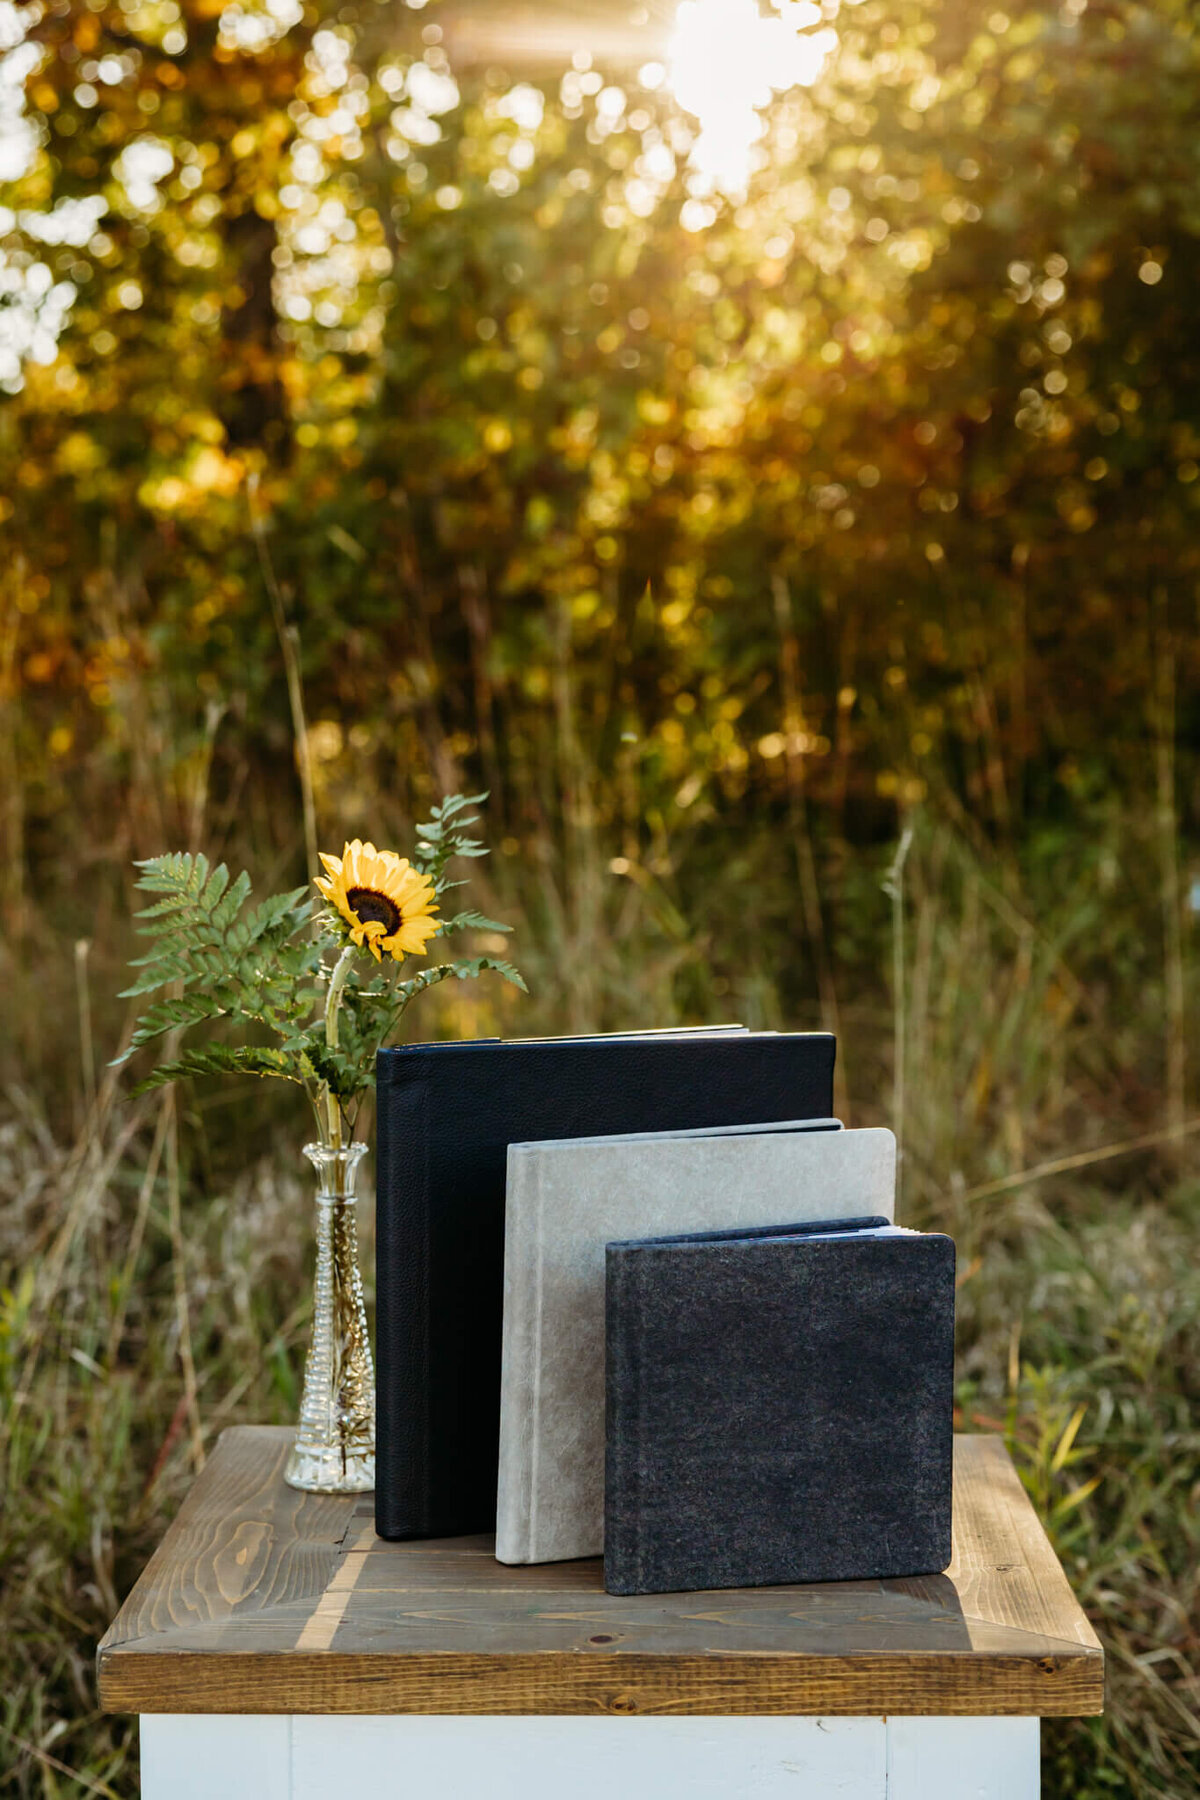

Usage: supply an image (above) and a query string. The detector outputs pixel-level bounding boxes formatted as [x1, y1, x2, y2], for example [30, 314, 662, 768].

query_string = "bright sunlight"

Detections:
[668, 0, 836, 191]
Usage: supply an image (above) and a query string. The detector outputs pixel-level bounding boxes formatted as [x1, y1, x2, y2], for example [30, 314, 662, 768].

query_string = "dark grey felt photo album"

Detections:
[604, 1217, 955, 1596]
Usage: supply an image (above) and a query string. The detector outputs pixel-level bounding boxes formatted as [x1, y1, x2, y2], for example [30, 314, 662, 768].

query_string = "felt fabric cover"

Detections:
[604, 1220, 955, 1595]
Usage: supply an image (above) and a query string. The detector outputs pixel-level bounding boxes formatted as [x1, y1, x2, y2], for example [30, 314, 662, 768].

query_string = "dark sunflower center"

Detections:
[346, 887, 402, 934]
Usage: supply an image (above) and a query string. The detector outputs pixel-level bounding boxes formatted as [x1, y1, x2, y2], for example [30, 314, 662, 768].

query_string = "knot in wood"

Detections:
[606, 1692, 639, 1714]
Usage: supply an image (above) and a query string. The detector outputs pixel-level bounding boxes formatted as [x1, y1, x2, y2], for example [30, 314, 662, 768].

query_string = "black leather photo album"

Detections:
[604, 1217, 955, 1595]
[373, 1028, 836, 1539]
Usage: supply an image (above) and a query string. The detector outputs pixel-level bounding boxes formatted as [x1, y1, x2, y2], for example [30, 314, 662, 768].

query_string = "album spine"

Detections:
[374, 1055, 434, 1539]
[603, 1243, 648, 1595]
[494, 1147, 543, 1564]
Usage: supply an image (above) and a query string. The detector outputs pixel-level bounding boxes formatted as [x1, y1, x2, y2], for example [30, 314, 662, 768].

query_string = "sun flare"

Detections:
[668, 0, 836, 193]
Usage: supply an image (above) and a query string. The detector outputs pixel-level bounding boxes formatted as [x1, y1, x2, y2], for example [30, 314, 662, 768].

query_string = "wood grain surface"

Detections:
[97, 1428, 1103, 1718]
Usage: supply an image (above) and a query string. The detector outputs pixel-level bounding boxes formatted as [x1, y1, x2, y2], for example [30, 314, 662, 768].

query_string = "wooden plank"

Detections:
[947, 1436, 1102, 1651]
[101, 1428, 347, 1647]
[102, 1586, 1087, 1659]
[102, 1645, 1099, 1717]
[98, 1428, 1104, 1719]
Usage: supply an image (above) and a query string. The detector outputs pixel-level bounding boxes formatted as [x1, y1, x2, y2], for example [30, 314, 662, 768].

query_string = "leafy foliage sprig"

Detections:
[115, 793, 525, 1142]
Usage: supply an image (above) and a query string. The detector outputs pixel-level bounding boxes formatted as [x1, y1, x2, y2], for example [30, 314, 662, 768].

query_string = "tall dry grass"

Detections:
[0, 657, 1197, 1794]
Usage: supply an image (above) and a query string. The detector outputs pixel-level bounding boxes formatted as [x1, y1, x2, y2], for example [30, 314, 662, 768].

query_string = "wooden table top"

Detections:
[98, 1426, 1103, 1719]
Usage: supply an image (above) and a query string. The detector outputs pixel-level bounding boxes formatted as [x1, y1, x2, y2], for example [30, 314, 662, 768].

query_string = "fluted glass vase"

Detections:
[284, 1140, 375, 1493]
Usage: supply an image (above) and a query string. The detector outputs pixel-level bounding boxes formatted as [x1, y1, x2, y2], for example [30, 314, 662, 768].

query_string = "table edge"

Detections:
[98, 1643, 1105, 1718]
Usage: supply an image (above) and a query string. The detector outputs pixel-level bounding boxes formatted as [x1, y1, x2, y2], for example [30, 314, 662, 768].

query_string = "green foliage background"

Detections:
[1, 0, 1198, 1793]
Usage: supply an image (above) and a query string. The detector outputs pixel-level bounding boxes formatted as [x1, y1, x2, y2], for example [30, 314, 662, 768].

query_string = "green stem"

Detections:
[323, 944, 357, 1148]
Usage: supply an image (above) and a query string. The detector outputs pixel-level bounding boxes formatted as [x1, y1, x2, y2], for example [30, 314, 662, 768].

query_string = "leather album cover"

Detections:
[373, 1028, 836, 1539]
[497, 1123, 896, 1566]
[604, 1218, 955, 1595]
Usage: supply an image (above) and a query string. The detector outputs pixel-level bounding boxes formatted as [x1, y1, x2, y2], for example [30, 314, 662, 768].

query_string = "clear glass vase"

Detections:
[284, 1140, 376, 1493]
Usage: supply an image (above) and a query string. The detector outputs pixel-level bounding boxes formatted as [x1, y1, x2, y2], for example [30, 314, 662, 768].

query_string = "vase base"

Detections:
[284, 1440, 375, 1494]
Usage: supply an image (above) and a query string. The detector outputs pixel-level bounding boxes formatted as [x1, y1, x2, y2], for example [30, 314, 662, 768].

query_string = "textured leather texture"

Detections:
[374, 1031, 836, 1540]
[604, 1221, 955, 1595]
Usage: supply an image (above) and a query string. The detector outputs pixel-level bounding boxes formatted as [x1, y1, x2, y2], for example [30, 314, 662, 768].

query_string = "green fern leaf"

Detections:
[133, 851, 210, 896]
[127, 1043, 306, 1096]
[118, 957, 191, 999]
[198, 862, 230, 912]
[241, 888, 311, 947]
[131, 894, 198, 922]
[393, 952, 526, 1009]
[457, 954, 528, 991]
[436, 910, 513, 935]
[112, 995, 231, 1062]
[211, 868, 252, 931]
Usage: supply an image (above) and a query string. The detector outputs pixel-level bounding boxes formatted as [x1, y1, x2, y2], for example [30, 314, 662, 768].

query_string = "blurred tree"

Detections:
[1, 0, 1198, 1021]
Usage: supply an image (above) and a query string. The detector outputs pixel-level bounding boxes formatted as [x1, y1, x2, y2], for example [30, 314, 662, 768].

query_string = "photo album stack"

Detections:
[375, 1027, 955, 1595]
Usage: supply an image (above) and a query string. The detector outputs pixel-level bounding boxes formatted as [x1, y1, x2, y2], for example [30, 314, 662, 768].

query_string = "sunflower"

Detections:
[315, 840, 440, 962]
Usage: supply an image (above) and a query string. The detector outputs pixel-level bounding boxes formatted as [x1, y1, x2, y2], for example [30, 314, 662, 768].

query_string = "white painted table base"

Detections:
[142, 1713, 1040, 1800]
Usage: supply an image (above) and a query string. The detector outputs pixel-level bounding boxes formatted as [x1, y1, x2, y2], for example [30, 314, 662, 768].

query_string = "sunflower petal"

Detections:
[394, 917, 440, 956]
[391, 865, 424, 902]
